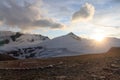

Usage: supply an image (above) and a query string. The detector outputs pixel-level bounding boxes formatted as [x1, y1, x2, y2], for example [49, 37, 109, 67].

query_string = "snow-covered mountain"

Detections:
[39, 32, 113, 53]
[0, 31, 49, 46]
[0, 31, 16, 45]
[0, 32, 120, 59]
[0, 31, 16, 38]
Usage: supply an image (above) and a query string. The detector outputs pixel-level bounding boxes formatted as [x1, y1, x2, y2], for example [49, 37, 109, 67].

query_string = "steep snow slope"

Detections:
[12, 34, 49, 45]
[0, 31, 16, 44]
[16, 34, 49, 43]
[0, 31, 49, 46]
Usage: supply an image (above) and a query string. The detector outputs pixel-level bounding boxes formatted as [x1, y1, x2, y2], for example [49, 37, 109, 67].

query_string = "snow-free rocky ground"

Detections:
[0, 47, 119, 80]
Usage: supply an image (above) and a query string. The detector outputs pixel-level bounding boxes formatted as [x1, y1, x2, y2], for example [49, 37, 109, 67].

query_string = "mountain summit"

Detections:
[67, 32, 75, 36]
[66, 32, 81, 40]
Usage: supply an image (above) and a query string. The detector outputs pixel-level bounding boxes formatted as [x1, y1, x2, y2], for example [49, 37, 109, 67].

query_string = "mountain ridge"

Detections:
[0, 31, 120, 59]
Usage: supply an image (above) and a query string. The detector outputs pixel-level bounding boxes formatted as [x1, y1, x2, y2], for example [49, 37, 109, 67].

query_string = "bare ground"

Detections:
[0, 47, 120, 80]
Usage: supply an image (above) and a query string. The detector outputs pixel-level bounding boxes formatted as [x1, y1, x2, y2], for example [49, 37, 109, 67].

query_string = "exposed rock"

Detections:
[91, 74, 106, 80]
[99, 76, 106, 79]
[91, 74, 98, 79]
[45, 64, 54, 69]
[58, 61, 63, 65]
[110, 64, 120, 68]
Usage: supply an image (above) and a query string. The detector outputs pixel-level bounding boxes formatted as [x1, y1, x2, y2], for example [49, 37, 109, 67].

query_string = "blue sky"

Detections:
[0, 0, 120, 38]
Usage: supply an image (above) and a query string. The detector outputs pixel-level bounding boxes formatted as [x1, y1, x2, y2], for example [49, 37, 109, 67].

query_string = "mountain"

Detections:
[37, 32, 120, 57]
[40, 32, 110, 53]
[0, 31, 49, 46]
[0, 32, 120, 59]
[0, 31, 16, 46]
[15, 34, 49, 43]
[0, 31, 50, 59]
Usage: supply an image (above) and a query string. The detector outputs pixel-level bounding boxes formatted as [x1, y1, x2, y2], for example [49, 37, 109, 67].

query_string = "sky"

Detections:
[0, 0, 120, 38]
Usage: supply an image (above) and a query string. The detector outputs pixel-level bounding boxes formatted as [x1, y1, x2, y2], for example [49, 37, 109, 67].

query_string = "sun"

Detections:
[91, 34, 105, 42]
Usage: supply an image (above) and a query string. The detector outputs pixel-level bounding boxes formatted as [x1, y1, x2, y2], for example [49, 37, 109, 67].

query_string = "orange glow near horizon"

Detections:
[91, 34, 105, 42]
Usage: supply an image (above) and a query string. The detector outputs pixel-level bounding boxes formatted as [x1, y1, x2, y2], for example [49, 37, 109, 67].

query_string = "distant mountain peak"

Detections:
[66, 32, 81, 40]
[67, 32, 75, 36]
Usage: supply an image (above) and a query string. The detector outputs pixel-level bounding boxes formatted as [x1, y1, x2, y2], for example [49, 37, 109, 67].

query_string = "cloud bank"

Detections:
[72, 3, 95, 22]
[0, 0, 64, 31]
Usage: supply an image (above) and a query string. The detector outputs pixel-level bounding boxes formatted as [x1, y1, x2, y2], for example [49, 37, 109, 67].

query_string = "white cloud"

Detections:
[72, 3, 95, 22]
[0, 0, 64, 31]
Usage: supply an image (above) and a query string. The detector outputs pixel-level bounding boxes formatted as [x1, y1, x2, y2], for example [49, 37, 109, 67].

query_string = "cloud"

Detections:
[72, 3, 95, 22]
[0, 0, 64, 31]
[32, 19, 65, 29]
[111, 0, 120, 2]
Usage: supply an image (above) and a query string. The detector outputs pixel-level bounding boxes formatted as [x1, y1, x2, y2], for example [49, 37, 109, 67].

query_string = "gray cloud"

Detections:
[0, 0, 64, 31]
[112, 0, 120, 2]
[33, 19, 65, 29]
[72, 3, 95, 22]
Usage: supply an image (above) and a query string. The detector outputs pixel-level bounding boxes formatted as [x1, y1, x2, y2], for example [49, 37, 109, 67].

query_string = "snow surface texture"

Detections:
[0, 31, 49, 46]
[0, 32, 120, 59]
